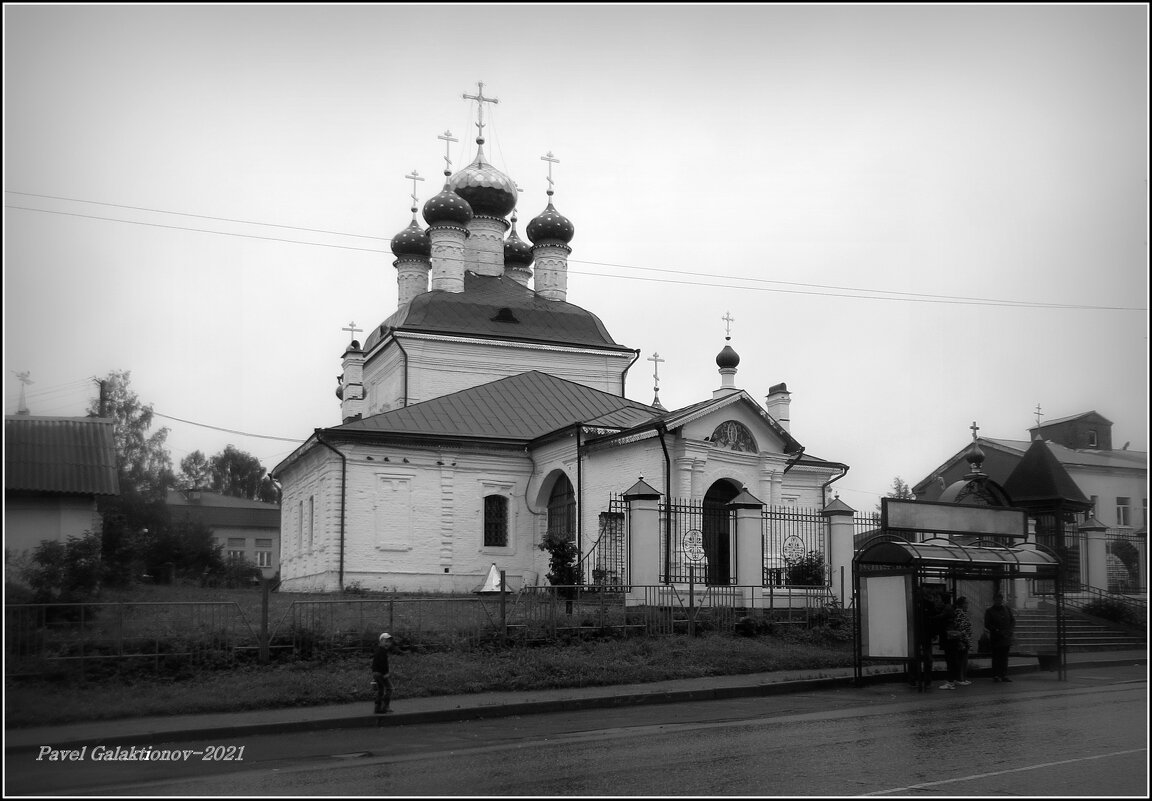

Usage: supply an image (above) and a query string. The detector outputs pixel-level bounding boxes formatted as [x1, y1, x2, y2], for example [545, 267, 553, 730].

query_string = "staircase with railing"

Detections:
[1012, 590, 1147, 653]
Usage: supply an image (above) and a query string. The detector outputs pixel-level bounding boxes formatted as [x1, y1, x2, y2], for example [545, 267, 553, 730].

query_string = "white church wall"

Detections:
[361, 346, 405, 416]
[278, 447, 341, 592]
[334, 442, 539, 593]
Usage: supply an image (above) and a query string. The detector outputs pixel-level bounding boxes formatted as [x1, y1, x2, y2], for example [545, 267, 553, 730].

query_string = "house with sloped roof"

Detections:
[165, 489, 281, 580]
[272, 87, 849, 594]
[912, 413, 1147, 592]
[4, 415, 120, 558]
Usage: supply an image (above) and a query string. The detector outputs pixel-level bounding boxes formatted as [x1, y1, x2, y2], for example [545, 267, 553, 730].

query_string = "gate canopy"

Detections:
[855, 539, 1061, 573]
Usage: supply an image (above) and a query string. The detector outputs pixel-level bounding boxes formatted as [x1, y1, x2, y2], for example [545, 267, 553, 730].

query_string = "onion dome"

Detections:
[423, 182, 473, 227]
[716, 343, 740, 369]
[503, 213, 534, 267]
[526, 197, 575, 244]
[390, 211, 431, 258]
[963, 439, 986, 474]
[448, 143, 518, 218]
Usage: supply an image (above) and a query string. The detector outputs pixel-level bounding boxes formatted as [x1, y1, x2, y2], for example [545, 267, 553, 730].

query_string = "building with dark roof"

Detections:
[912, 413, 1147, 592]
[166, 490, 281, 579]
[272, 86, 849, 594]
[4, 415, 119, 556]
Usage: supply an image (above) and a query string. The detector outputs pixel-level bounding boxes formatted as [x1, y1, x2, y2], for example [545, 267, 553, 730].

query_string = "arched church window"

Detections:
[709, 420, 758, 453]
[484, 495, 509, 547]
[547, 475, 576, 543]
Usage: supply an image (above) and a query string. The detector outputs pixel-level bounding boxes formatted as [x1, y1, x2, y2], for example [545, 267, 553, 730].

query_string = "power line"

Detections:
[151, 411, 305, 443]
[5, 196, 1145, 312]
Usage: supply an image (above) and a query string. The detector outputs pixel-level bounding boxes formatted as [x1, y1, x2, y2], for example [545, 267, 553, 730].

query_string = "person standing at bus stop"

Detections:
[984, 593, 1016, 682]
[939, 596, 972, 689]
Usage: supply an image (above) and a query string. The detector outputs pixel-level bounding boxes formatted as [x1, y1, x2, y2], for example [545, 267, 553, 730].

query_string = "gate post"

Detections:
[624, 478, 662, 606]
[823, 497, 856, 608]
[731, 488, 765, 608]
[1079, 517, 1108, 592]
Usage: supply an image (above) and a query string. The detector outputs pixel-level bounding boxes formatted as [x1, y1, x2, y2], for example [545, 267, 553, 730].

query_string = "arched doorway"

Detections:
[547, 474, 576, 544]
[703, 480, 740, 585]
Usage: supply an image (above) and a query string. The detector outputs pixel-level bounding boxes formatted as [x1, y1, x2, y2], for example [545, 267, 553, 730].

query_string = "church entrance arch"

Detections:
[703, 480, 740, 585]
[546, 473, 577, 544]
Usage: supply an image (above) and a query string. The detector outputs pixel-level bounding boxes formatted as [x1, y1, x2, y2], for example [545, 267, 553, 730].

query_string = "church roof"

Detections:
[5, 415, 120, 496]
[363, 273, 630, 353]
[330, 371, 659, 444]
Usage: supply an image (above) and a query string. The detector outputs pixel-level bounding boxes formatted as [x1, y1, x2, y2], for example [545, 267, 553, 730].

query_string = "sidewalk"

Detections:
[5, 649, 1146, 755]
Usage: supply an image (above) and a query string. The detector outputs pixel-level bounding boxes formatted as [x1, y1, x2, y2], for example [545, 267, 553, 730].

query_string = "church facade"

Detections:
[272, 87, 849, 594]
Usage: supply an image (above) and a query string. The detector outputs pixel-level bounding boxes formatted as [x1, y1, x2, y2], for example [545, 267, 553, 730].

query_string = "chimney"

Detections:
[765, 383, 791, 432]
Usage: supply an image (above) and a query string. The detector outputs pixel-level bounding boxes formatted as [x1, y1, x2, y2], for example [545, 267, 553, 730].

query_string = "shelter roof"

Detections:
[364, 273, 632, 353]
[4, 415, 119, 496]
[854, 538, 1060, 571]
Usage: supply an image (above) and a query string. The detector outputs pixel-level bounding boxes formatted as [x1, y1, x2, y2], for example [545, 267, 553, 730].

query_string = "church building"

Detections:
[273, 86, 849, 594]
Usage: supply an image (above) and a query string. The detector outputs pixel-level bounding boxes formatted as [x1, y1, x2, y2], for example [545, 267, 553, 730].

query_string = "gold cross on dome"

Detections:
[970, 420, 980, 440]
[342, 322, 362, 343]
[463, 82, 499, 139]
[1034, 404, 1044, 427]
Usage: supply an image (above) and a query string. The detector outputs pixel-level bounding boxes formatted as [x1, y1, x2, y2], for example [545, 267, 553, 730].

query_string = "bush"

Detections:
[785, 550, 826, 587]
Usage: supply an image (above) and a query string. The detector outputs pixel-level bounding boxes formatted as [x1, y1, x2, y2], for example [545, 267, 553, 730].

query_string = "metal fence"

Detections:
[763, 505, 828, 587]
[5, 601, 258, 678]
[660, 499, 738, 585]
[581, 495, 629, 589]
[5, 586, 850, 676]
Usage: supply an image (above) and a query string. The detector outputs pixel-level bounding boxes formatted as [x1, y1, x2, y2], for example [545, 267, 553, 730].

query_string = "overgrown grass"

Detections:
[4, 629, 855, 729]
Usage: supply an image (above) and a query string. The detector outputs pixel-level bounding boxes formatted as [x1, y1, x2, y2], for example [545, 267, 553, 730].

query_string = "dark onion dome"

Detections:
[423, 183, 474, 227]
[448, 147, 518, 218]
[390, 215, 431, 258]
[503, 215, 534, 267]
[526, 200, 575, 245]
[716, 343, 740, 369]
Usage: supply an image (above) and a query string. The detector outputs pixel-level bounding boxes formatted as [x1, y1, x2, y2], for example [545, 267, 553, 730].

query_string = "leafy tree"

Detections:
[139, 518, 224, 583]
[178, 450, 213, 490]
[875, 475, 915, 513]
[89, 370, 174, 501]
[785, 550, 827, 587]
[258, 475, 282, 504]
[209, 444, 269, 501]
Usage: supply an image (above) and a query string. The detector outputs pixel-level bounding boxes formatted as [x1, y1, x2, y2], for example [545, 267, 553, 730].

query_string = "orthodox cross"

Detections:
[404, 170, 424, 206]
[541, 151, 559, 193]
[463, 82, 498, 139]
[1034, 404, 1044, 427]
[970, 421, 980, 441]
[342, 322, 362, 344]
[648, 352, 665, 388]
[437, 130, 457, 175]
[722, 311, 735, 339]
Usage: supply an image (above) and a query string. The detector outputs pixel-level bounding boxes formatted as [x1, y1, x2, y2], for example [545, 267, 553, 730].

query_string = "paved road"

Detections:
[6, 664, 1146, 796]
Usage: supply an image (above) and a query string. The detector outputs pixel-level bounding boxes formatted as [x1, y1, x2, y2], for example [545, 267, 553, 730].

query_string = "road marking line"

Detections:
[863, 748, 1147, 795]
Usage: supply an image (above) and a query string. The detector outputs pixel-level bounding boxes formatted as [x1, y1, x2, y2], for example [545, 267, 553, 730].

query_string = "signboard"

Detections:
[682, 529, 705, 562]
[883, 498, 1028, 538]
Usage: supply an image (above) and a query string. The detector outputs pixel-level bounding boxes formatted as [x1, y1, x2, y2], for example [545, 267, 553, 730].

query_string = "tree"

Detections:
[178, 450, 213, 490]
[538, 531, 581, 600]
[875, 475, 915, 513]
[209, 444, 269, 500]
[89, 370, 174, 501]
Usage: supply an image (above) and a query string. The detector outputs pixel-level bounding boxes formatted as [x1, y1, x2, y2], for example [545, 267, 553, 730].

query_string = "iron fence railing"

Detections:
[5, 586, 853, 675]
[763, 505, 827, 587]
[581, 495, 629, 590]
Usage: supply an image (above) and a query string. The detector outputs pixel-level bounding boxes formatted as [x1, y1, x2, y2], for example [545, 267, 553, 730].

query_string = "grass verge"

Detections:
[5, 629, 856, 729]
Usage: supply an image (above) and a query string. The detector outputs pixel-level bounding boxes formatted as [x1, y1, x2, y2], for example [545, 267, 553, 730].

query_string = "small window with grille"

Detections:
[484, 495, 508, 547]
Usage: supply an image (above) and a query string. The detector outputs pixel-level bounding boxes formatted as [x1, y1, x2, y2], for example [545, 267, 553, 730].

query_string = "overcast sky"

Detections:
[4, 4, 1148, 513]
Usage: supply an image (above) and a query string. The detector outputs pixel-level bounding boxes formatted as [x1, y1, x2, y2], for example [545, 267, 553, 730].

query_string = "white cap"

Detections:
[379, 632, 392, 643]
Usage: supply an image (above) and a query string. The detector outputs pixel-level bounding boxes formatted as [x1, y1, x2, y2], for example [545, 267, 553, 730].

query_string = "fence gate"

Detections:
[763, 505, 829, 587]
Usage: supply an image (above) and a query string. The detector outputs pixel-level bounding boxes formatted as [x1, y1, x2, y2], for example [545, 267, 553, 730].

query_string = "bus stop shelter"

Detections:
[853, 536, 1065, 688]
